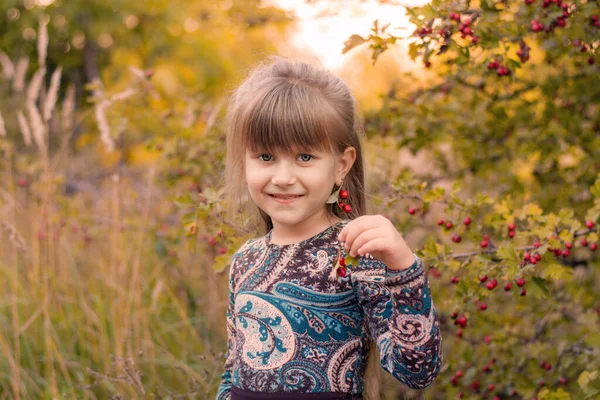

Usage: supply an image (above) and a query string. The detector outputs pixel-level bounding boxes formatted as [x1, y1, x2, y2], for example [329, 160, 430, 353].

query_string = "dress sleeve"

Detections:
[350, 253, 443, 389]
[216, 254, 239, 400]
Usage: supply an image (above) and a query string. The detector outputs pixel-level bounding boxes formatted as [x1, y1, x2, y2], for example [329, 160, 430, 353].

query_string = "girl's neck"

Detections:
[269, 210, 342, 246]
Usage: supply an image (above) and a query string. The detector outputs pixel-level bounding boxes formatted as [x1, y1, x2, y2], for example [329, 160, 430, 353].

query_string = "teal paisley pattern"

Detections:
[216, 220, 442, 399]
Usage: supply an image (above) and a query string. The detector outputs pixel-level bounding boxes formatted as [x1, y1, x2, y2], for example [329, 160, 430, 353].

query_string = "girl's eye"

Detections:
[299, 154, 313, 162]
[259, 154, 273, 162]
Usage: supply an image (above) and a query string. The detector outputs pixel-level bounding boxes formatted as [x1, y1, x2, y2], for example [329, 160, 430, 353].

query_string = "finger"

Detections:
[340, 217, 371, 250]
[356, 237, 388, 258]
[338, 216, 364, 242]
[348, 227, 381, 257]
[342, 215, 386, 248]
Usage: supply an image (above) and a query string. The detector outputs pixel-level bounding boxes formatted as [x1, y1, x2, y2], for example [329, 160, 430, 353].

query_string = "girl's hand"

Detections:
[337, 215, 415, 271]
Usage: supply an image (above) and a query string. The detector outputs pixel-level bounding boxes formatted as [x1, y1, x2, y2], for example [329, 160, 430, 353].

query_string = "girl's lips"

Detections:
[268, 194, 303, 204]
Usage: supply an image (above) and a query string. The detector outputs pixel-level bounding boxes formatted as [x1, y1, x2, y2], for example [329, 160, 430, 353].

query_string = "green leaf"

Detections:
[530, 277, 550, 299]
[538, 388, 572, 400]
[476, 192, 494, 206]
[591, 174, 600, 198]
[422, 238, 439, 258]
[174, 193, 195, 208]
[497, 243, 519, 264]
[423, 187, 445, 202]
[578, 370, 600, 399]
[542, 263, 572, 281]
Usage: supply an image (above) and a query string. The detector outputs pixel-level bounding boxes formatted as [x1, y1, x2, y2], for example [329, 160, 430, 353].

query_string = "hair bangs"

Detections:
[241, 81, 346, 156]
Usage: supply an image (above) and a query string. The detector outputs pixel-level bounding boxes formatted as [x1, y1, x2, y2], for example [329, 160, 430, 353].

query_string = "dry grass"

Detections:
[0, 21, 229, 399]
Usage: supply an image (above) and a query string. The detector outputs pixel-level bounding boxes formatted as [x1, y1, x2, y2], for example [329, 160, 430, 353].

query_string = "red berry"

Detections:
[558, 18, 566, 27]
[208, 237, 217, 246]
[16, 177, 29, 187]
[545, 363, 552, 371]
[581, 238, 588, 247]
[586, 220, 595, 229]
[591, 242, 597, 251]
[455, 370, 464, 378]
[539, 380, 545, 387]
[484, 335, 492, 344]
[524, 252, 531, 261]
[483, 363, 492, 372]
[456, 328, 463, 337]
[446, 221, 453, 229]
[559, 377, 567, 385]
[487, 383, 495, 391]
[438, 218, 445, 226]
[534, 253, 542, 261]
[504, 282, 513, 291]
[480, 275, 488, 283]
[516, 278, 525, 287]
[480, 239, 489, 248]
[471, 36, 479, 44]
[455, 315, 467, 328]
[566, 242, 573, 249]
[451, 311, 458, 319]
[218, 247, 227, 255]
[451, 376, 458, 386]
[463, 27, 472, 35]
[339, 189, 349, 199]
[508, 230, 515, 238]
[457, 391, 464, 398]
[337, 266, 347, 277]
[408, 207, 416, 215]
[452, 234, 462, 243]
[479, 303, 487, 311]
[486, 280, 496, 290]
[562, 249, 570, 257]
[508, 223, 516, 230]
[463, 217, 471, 226]
[483, 234, 490, 240]
[339, 256, 346, 266]
[342, 204, 352, 213]
[451, 276, 460, 284]
[533, 240, 541, 248]
[521, 288, 527, 296]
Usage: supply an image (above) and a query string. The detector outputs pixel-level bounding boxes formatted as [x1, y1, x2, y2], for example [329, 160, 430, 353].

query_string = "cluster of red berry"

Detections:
[336, 254, 348, 277]
[527, 0, 571, 32]
[516, 41, 530, 63]
[448, 12, 479, 44]
[487, 59, 511, 77]
[207, 230, 227, 255]
[337, 189, 352, 214]
[573, 39, 597, 65]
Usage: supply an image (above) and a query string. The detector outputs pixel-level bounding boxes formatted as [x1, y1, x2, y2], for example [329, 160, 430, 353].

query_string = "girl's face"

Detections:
[245, 146, 355, 232]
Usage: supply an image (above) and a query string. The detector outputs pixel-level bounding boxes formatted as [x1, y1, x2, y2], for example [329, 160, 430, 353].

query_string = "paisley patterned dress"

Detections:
[216, 220, 442, 399]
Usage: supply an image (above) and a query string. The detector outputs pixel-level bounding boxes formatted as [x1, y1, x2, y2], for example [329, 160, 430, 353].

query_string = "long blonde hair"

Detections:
[223, 55, 381, 399]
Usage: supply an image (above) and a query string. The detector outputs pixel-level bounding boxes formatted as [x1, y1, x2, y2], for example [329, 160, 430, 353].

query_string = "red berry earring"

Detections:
[326, 180, 352, 214]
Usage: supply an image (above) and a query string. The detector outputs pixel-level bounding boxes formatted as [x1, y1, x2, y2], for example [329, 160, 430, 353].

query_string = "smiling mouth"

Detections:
[268, 194, 304, 199]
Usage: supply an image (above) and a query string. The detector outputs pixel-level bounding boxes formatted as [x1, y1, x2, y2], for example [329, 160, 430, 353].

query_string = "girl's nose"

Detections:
[271, 164, 297, 186]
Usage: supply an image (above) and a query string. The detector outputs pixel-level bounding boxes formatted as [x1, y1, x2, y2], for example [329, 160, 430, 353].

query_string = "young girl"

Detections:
[217, 56, 442, 400]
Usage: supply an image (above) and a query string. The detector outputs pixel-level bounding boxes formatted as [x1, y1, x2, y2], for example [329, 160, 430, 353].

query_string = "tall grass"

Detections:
[0, 20, 229, 400]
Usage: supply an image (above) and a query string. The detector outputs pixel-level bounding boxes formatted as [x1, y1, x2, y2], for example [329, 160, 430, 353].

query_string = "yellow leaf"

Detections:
[522, 203, 543, 217]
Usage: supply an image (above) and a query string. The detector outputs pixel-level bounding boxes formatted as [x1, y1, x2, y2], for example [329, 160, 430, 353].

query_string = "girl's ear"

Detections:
[336, 146, 356, 184]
